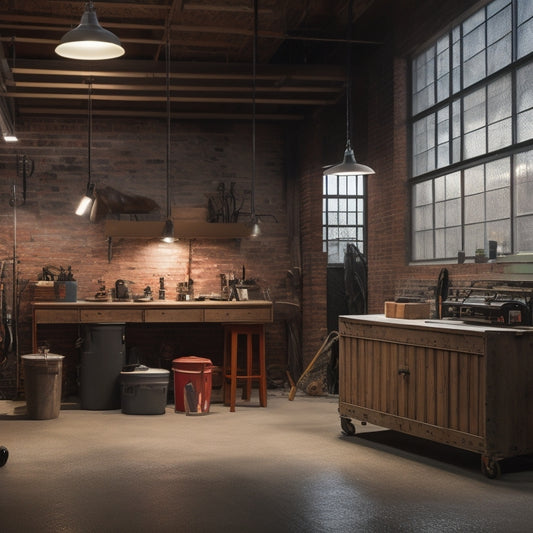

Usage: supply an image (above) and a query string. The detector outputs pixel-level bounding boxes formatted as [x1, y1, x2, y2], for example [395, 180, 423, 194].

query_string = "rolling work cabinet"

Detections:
[338, 315, 533, 478]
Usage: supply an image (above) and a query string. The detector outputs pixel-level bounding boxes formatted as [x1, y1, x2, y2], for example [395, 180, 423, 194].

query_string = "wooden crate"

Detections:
[31, 283, 56, 301]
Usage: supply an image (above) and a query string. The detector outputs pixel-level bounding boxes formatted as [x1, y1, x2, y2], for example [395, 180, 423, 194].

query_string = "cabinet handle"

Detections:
[398, 368, 410, 377]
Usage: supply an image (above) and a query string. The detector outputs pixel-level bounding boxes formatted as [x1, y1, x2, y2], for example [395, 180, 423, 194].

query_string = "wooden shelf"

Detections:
[175, 221, 252, 239]
[104, 220, 251, 240]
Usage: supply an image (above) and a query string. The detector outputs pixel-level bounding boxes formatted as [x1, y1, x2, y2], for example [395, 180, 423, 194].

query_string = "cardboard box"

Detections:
[384, 301, 430, 319]
[395, 302, 430, 319]
[384, 301, 397, 318]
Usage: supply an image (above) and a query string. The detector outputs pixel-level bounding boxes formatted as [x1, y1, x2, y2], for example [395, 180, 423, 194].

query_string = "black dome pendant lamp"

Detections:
[324, 0, 374, 176]
[55, 1, 125, 61]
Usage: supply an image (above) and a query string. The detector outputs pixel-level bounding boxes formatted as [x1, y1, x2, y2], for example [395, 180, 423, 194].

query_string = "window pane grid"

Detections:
[323, 174, 365, 264]
[410, 0, 532, 260]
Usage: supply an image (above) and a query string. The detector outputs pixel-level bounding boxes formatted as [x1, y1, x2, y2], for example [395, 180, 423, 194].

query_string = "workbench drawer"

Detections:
[34, 309, 80, 324]
[144, 309, 203, 322]
[204, 307, 272, 322]
[80, 309, 143, 323]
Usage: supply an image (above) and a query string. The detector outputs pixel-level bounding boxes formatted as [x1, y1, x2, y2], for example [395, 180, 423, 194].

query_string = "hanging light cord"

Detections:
[345, 0, 353, 151]
[251, 0, 258, 220]
[166, 37, 171, 220]
[11, 36, 16, 125]
[87, 78, 93, 192]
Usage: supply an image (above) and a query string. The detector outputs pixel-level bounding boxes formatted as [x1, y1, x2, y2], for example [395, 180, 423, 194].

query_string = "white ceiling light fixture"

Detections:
[55, 1, 125, 61]
[3, 133, 18, 143]
[1, 38, 19, 142]
[323, 0, 374, 176]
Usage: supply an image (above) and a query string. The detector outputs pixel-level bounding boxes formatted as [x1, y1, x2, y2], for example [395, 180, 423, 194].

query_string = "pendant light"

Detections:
[2, 38, 18, 142]
[249, 0, 261, 238]
[323, 0, 374, 176]
[2, 132, 18, 143]
[161, 38, 176, 243]
[55, 1, 125, 61]
[76, 80, 95, 216]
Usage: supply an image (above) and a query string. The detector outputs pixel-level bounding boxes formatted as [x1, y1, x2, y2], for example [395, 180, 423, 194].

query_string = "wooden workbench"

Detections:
[32, 300, 273, 352]
[338, 314, 533, 478]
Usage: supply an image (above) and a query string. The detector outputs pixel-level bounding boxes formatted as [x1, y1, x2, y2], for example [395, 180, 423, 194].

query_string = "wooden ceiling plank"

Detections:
[44, 1, 172, 12]
[0, 19, 164, 31]
[19, 106, 304, 120]
[13, 80, 341, 94]
[0, 17, 370, 43]
[12, 66, 345, 83]
[182, 3, 272, 14]
[7, 90, 336, 106]
[0, 35, 164, 46]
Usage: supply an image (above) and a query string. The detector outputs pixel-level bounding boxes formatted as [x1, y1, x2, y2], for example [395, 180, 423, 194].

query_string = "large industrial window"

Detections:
[322, 174, 365, 264]
[410, 0, 533, 261]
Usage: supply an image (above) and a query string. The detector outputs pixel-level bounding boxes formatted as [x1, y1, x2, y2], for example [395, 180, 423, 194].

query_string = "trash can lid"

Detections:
[22, 354, 65, 361]
[172, 356, 212, 367]
[120, 368, 169, 376]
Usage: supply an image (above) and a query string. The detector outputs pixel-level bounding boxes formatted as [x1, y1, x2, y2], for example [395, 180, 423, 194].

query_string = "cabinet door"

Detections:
[340, 334, 486, 437]
[401, 345, 485, 436]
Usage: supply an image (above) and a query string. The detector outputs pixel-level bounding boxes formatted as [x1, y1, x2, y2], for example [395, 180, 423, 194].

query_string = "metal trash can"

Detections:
[172, 356, 213, 414]
[22, 354, 65, 420]
[79, 324, 125, 410]
[120, 367, 170, 415]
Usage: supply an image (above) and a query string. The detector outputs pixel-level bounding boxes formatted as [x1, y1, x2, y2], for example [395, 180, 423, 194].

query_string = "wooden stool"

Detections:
[223, 324, 267, 412]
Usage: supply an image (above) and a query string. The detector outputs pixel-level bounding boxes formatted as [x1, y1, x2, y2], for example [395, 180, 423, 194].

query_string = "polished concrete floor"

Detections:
[1, 390, 533, 533]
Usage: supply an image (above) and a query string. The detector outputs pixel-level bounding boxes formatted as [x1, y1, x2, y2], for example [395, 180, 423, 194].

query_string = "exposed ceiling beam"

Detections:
[19, 106, 303, 121]
[13, 80, 341, 94]
[183, 2, 273, 14]
[7, 91, 335, 106]
[0, 0, 362, 123]
[0, 26, 379, 46]
[12, 64, 345, 82]
[44, 1, 172, 12]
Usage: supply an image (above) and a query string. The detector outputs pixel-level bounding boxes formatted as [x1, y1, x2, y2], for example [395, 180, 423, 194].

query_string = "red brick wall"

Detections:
[364, 0, 501, 313]
[0, 115, 293, 397]
[297, 111, 337, 367]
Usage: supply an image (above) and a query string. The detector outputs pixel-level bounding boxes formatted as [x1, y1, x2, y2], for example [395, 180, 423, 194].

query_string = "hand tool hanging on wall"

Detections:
[38, 265, 74, 281]
[16, 154, 34, 206]
[0, 261, 6, 367]
[9, 155, 34, 208]
[207, 182, 244, 222]
[9, 183, 21, 392]
[344, 244, 368, 315]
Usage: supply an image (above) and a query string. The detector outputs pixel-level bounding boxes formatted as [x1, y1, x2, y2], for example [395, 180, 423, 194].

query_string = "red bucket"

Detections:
[172, 356, 213, 414]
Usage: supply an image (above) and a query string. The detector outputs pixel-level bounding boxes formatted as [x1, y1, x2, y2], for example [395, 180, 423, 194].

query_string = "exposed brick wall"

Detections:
[298, 114, 329, 367]
[0, 115, 293, 398]
[364, 0, 502, 313]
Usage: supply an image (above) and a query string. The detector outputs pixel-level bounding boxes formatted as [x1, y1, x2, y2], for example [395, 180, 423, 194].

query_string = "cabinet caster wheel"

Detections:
[0, 446, 8, 468]
[481, 456, 501, 479]
[340, 417, 356, 436]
